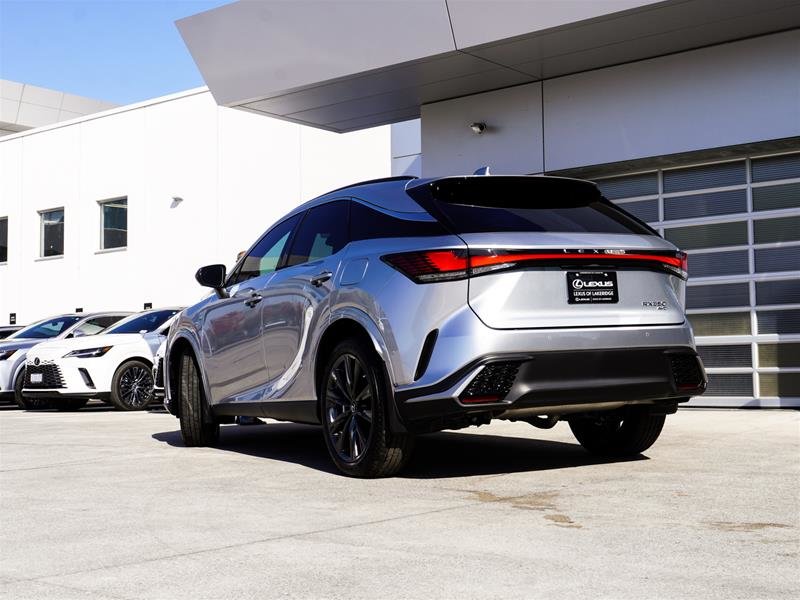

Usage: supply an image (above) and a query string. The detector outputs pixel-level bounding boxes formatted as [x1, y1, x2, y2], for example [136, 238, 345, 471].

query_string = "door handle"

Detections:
[244, 293, 263, 307]
[310, 271, 332, 287]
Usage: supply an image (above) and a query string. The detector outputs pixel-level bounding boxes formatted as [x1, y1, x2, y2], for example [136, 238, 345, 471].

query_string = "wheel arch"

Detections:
[314, 312, 406, 432]
[115, 356, 154, 370]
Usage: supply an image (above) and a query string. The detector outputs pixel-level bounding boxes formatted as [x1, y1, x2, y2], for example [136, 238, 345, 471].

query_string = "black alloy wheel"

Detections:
[321, 338, 414, 478]
[110, 360, 155, 411]
[325, 352, 375, 464]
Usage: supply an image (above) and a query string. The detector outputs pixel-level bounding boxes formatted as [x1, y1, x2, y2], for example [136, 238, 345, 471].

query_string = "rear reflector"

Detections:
[459, 362, 521, 404]
[383, 248, 688, 283]
[668, 353, 706, 392]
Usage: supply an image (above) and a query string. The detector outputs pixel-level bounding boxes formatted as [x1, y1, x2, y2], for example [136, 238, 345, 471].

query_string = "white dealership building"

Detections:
[0, 84, 390, 326]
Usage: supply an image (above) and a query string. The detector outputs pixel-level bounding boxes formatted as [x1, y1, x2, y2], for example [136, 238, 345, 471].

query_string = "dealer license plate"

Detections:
[567, 271, 619, 304]
[30, 373, 43, 383]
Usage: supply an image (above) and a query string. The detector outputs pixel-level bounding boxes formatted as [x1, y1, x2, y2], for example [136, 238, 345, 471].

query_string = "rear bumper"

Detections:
[394, 347, 706, 433]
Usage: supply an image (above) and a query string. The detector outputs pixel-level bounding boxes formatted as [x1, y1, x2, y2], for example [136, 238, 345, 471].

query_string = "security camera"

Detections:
[470, 122, 487, 135]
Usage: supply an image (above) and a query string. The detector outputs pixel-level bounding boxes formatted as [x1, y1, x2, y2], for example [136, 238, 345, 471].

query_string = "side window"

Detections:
[228, 213, 301, 286]
[349, 201, 446, 241]
[285, 201, 349, 267]
[72, 316, 121, 337]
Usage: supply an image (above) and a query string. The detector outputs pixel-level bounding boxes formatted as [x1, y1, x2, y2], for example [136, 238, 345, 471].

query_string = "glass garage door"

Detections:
[594, 151, 800, 408]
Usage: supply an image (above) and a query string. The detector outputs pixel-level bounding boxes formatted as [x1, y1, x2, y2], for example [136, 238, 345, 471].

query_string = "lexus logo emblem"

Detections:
[34, 357, 40, 366]
[572, 278, 613, 290]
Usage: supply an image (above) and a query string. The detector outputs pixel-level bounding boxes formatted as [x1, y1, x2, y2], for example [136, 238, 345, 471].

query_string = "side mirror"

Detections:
[195, 264, 229, 299]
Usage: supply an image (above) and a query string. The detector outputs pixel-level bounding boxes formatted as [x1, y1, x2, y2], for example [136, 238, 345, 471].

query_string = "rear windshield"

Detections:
[106, 309, 179, 334]
[408, 177, 654, 236]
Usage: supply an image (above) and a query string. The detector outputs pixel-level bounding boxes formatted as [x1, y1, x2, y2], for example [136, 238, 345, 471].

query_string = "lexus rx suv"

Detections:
[0, 312, 131, 410]
[164, 175, 706, 477]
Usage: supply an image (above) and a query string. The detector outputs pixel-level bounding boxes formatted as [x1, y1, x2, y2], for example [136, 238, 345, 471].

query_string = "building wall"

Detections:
[0, 89, 390, 325]
[421, 84, 544, 176]
[418, 30, 800, 176]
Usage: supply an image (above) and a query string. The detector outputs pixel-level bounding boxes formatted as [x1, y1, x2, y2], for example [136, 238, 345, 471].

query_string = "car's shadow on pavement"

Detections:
[152, 422, 644, 478]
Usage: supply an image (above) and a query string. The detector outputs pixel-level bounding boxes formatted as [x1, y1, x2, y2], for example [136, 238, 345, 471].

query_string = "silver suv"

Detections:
[164, 175, 706, 477]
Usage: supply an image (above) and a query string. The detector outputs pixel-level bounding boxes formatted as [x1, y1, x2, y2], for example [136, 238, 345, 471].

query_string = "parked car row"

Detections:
[0, 308, 181, 411]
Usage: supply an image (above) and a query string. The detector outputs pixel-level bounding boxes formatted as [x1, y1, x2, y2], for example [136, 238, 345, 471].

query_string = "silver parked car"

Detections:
[0, 312, 131, 409]
[164, 175, 707, 477]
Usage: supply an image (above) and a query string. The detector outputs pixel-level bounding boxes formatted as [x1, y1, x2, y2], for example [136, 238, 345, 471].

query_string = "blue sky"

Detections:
[0, 0, 231, 104]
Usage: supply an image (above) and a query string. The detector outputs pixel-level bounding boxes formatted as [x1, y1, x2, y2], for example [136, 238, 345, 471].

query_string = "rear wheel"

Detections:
[178, 353, 219, 447]
[110, 360, 154, 411]
[321, 338, 413, 478]
[568, 406, 666, 456]
[14, 371, 52, 410]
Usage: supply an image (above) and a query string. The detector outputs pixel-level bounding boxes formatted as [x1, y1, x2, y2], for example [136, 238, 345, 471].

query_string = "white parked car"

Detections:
[23, 308, 182, 411]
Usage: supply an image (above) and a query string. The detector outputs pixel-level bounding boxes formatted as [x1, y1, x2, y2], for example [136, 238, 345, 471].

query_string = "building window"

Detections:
[0, 218, 7, 262]
[40, 209, 64, 257]
[100, 198, 127, 249]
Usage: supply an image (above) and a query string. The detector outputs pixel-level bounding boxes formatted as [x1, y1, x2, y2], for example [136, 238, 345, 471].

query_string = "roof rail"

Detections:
[324, 175, 418, 197]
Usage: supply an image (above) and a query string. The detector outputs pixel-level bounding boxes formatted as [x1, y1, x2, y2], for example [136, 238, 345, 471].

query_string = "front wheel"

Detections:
[321, 338, 413, 478]
[568, 406, 666, 456]
[110, 360, 155, 411]
[178, 353, 219, 447]
[14, 371, 52, 410]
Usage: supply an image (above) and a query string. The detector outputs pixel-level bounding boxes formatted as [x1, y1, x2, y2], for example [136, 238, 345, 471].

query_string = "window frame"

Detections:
[0, 216, 7, 264]
[39, 207, 65, 258]
[98, 197, 128, 251]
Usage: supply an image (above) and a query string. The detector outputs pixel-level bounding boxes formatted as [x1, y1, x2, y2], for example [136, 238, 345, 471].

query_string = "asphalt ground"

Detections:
[1, 404, 798, 599]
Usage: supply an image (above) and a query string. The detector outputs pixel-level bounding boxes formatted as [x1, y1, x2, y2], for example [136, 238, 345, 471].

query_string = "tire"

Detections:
[321, 338, 414, 478]
[14, 371, 52, 410]
[55, 398, 89, 411]
[110, 360, 155, 411]
[568, 406, 666, 456]
[178, 353, 219, 447]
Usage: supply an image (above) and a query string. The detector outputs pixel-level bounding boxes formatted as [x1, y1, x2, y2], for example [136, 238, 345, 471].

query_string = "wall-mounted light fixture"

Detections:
[470, 122, 487, 135]
[170, 196, 184, 209]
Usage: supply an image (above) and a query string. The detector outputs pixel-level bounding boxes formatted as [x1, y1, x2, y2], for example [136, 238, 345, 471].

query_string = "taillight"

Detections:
[679, 251, 689, 279]
[383, 248, 689, 283]
[382, 250, 468, 283]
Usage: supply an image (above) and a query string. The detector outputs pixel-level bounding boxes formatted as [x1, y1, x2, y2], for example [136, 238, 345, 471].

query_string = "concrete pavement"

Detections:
[1, 405, 798, 599]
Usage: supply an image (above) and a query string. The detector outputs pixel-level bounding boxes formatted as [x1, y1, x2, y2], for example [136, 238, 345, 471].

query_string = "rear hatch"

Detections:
[407, 176, 687, 330]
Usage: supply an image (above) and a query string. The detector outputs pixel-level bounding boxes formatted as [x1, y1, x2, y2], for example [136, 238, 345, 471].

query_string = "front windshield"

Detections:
[12, 316, 82, 340]
[105, 309, 179, 335]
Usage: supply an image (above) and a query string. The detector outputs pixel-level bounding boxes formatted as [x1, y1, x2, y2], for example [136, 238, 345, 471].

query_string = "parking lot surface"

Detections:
[1, 405, 798, 599]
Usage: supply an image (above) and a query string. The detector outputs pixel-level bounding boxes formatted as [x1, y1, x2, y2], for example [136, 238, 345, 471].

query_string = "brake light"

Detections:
[383, 248, 689, 283]
[470, 249, 689, 279]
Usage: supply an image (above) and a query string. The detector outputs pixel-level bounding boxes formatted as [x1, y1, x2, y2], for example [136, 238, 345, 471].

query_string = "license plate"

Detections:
[30, 373, 43, 383]
[567, 271, 618, 304]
